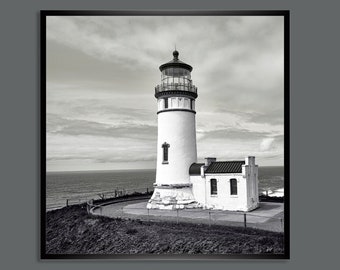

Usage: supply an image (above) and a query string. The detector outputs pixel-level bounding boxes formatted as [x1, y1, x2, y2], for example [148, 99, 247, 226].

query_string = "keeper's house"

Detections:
[189, 156, 259, 211]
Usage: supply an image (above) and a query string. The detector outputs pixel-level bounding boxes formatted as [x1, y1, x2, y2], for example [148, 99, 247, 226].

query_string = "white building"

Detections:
[147, 51, 259, 212]
[190, 157, 259, 211]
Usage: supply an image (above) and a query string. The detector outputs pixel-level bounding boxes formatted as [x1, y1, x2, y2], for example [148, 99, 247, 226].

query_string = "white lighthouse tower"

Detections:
[147, 50, 199, 209]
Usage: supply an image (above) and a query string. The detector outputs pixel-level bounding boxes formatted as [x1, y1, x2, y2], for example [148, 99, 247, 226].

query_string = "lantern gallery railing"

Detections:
[155, 83, 197, 94]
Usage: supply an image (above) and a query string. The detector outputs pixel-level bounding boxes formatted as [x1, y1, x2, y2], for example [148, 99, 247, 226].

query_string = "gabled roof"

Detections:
[189, 163, 204, 175]
[205, 161, 245, 174]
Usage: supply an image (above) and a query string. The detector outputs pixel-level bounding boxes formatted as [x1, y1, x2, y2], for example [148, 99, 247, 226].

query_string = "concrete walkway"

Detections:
[92, 199, 284, 232]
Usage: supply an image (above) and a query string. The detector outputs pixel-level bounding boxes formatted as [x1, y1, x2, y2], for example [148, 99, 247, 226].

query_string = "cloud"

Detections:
[260, 138, 275, 151]
[46, 15, 285, 170]
[47, 113, 157, 140]
[46, 132, 157, 165]
[47, 151, 156, 163]
[196, 128, 283, 165]
[199, 128, 271, 141]
[47, 16, 174, 69]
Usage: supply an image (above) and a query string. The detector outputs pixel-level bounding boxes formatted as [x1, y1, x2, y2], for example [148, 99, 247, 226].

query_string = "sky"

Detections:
[46, 15, 284, 172]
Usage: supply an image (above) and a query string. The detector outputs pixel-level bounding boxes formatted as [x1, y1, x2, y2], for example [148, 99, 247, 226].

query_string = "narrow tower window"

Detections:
[162, 142, 170, 164]
[164, 98, 168, 109]
[230, 178, 238, 195]
[190, 99, 194, 110]
[210, 179, 217, 195]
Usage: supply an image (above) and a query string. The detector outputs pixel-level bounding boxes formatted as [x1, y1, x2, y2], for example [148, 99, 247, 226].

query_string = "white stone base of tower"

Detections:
[147, 184, 201, 210]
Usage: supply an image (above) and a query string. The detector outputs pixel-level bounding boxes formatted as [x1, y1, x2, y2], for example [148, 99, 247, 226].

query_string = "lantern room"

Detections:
[155, 50, 197, 97]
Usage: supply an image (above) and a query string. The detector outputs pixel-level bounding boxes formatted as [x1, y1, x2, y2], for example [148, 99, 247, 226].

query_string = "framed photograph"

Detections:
[41, 10, 289, 259]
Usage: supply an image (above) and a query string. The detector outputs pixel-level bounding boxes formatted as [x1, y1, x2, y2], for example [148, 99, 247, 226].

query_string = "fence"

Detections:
[46, 187, 154, 211]
[95, 187, 153, 200]
[91, 204, 284, 233]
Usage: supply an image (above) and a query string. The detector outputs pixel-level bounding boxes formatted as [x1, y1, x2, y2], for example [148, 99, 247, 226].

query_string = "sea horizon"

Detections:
[46, 166, 285, 210]
[46, 168, 156, 174]
[46, 165, 284, 174]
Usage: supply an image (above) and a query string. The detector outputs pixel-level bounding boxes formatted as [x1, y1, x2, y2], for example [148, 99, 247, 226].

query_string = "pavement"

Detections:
[92, 199, 284, 232]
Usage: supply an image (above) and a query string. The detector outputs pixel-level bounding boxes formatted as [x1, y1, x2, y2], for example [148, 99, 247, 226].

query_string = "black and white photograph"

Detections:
[41, 11, 289, 259]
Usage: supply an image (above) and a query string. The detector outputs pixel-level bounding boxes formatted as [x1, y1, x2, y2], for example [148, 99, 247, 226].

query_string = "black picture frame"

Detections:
[41, 10, 290, 260]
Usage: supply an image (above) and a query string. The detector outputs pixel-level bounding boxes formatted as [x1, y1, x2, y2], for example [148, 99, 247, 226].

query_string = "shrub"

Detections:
[126, 228, 138, 235]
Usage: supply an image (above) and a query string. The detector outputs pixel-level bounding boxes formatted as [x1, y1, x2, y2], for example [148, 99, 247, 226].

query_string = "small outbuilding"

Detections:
[189, 156, 259, 211]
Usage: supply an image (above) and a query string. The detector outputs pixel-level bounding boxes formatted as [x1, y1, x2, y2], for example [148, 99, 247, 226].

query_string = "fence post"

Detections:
[147, 208, 150, 223]
[209, 211, 211, 227]
[66, 199, 69, 207]
[176, 209, 179, 224]
[280, 218, 283, 229]
[244, 213, 247, 228]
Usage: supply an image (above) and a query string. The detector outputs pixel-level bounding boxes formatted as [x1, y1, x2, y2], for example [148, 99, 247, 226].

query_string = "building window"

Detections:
[178, 97, 183, 107]
[210, 178, 217, 195]
[164, 98, 168, 109]
[162, 142, 170, 163]
[171, 97, 177, 108]
[230, 178, 237, 195]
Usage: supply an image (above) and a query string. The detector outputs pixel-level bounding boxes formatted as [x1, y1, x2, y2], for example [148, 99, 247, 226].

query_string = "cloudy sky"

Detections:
[46, 15, 284, 172]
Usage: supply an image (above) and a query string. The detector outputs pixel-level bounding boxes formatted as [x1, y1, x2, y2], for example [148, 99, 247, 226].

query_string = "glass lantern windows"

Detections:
[161, 67, 191, 88]
[163, 67, 190, 78]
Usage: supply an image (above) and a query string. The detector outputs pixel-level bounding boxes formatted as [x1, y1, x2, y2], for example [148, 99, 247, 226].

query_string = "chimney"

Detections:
[200, 165, 205, 178]
[205, 157, 216, 167]
[245, 156, 255, 166]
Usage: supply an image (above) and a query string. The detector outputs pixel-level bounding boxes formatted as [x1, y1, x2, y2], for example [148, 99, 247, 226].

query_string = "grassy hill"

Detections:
[45, 204, 284, 255]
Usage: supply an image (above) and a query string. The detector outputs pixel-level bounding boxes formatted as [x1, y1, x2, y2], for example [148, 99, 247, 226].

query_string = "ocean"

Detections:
[46, 166, 284, 210]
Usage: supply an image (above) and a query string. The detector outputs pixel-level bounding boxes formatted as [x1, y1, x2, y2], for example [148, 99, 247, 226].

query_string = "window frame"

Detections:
[230, 178, 238, 195]
[210, 178, 217, 195]
[162, 142, 170, 164]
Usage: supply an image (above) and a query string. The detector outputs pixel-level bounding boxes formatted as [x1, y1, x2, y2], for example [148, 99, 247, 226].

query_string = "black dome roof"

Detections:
[159, 50, 193, 72]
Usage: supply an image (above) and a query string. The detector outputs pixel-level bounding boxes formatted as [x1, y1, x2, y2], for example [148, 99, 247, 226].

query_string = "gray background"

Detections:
[1, 0, 339, 269]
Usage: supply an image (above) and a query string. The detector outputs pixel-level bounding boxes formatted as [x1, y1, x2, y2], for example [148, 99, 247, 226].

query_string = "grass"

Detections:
[45, 204, 284, 255]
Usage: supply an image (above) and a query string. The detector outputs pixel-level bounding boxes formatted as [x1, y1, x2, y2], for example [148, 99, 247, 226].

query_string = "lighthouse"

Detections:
[147, 50, 199, 209]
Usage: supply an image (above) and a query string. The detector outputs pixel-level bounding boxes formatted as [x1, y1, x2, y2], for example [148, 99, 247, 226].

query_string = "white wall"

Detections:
[155, 110, 197, 185]
[190, 157, 259, 211]
[190, 175, 206, 206]
[157, 98, 164, 110]
[242, 156, 259, 209]
[205, 174, 248, 211]
[158, 97, 194, 111]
